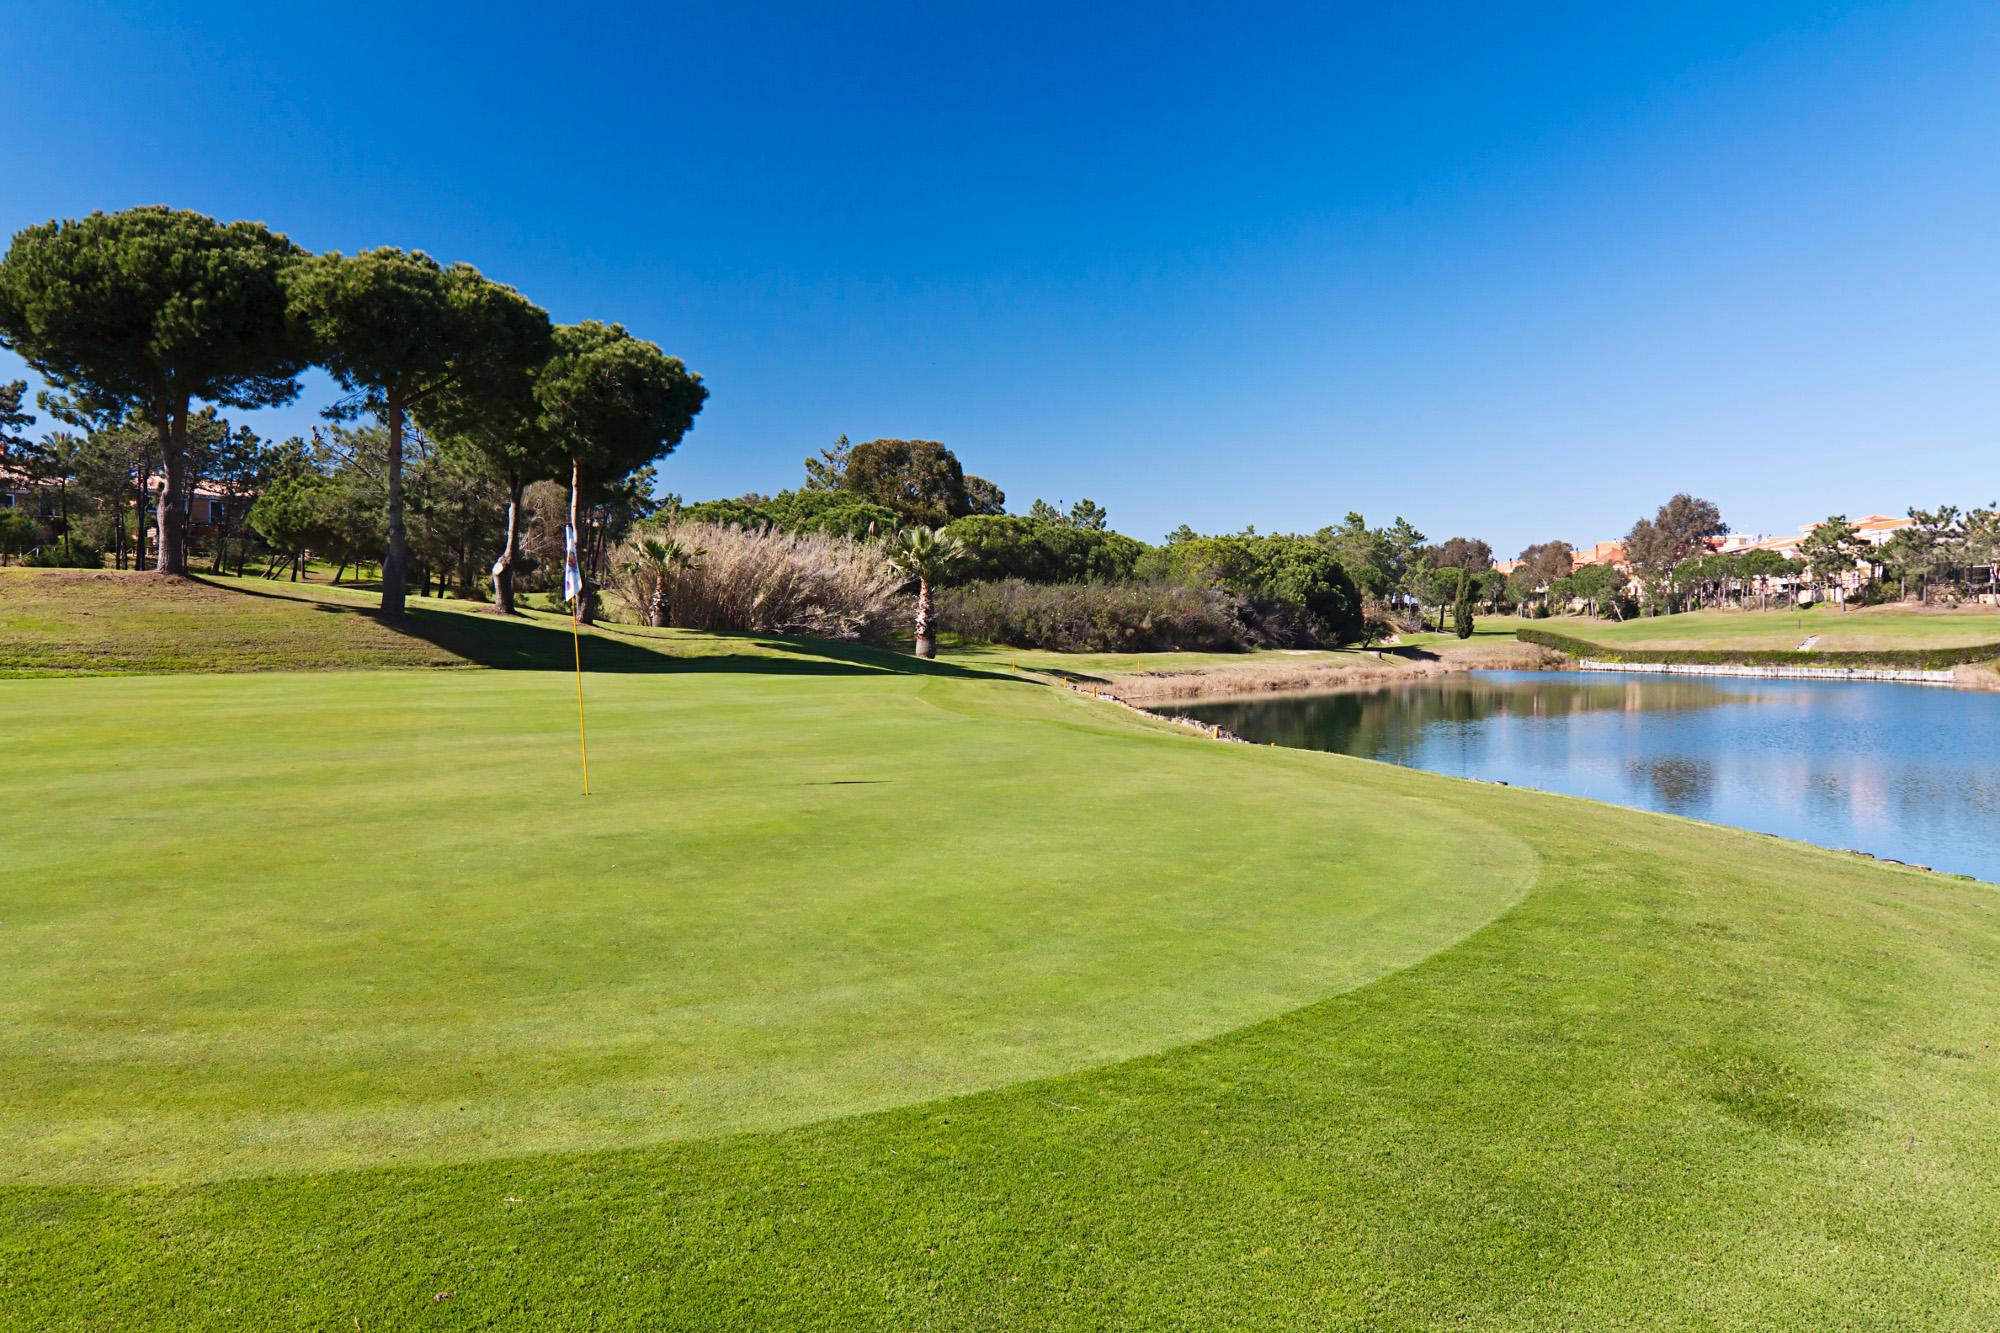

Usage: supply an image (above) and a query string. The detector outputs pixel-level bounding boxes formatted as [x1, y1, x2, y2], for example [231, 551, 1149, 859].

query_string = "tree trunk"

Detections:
[914, 577, 936, 659]
[332, 559, 348, 587]
[648, 576, 667, 628]
[134, 469, 149, 570]
[156, 403, 189, 575]
[381, 395, 409, 616]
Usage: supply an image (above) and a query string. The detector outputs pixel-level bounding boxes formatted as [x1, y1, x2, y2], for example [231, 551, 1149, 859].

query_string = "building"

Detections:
[1571, 539, 1628, 568]
[1510, 511, 1929, 609]
[0, 464, 239, 549]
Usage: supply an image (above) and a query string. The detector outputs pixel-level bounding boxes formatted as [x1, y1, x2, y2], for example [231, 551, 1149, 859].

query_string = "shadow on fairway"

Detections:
[199, 577, 1020, 682]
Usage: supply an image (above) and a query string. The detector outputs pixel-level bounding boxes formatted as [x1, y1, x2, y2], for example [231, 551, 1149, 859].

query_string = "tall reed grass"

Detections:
[610, 520, 905, 640]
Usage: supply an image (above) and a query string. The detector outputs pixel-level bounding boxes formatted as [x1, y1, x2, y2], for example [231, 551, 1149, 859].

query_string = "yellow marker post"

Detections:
[571, 604, 591, 796]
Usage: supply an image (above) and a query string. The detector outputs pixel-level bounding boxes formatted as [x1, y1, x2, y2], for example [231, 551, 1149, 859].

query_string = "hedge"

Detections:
[1515, 627, 2000, 671]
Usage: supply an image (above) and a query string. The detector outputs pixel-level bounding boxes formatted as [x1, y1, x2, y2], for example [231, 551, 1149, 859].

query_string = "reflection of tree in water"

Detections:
[1175, 674, 1737, 765]
[1625, 755, 1716, 812]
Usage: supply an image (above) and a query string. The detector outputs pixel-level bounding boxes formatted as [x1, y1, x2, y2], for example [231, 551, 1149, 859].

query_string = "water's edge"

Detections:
[1576, 658, 1958, 686]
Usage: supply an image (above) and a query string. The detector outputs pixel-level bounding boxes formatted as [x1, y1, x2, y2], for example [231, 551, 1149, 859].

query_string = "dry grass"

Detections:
[614, 520, 906, 641]
[1108, 638, 1551, 704]
[939, 618, 1552, 705]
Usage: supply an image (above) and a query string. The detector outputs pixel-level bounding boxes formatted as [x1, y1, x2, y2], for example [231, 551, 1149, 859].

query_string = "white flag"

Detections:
[563, 525, 583, 603]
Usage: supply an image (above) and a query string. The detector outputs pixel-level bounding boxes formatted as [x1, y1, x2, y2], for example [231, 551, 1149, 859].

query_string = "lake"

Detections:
[1161, 670, 2000, 883]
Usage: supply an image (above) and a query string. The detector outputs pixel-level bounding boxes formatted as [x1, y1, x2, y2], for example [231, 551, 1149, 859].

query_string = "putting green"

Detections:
[2, 666, 1533, 1184]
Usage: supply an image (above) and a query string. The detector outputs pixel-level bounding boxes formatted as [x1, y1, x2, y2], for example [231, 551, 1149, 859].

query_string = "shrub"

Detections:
[759, 490, 900, 538]
[936, 579, 1276, 652]
[23, 540, 106, 569]
[940, 514, 1149, 584]
[678, 490, 901, 540]
[0, 510, 44, 563]
[612, 519, 904, 641]
[1134, 533, 1363, 643]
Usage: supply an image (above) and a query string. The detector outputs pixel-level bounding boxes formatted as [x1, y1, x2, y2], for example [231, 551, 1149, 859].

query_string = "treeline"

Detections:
[669, 435, 1523, 651]
[1796, 507, 2000, 607]
[0, 206, 1535, 654]
[1506, 493, 2000, 621]
[0, 206, 703, 618]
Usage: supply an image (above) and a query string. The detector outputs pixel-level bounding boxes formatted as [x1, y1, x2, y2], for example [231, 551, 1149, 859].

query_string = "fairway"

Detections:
[4, 665, 1531, 1184]
[1544, 602, 2000, 651]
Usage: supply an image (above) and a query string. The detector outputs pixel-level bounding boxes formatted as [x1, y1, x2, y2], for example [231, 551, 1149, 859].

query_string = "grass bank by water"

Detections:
[1542, 601, 2000, 651]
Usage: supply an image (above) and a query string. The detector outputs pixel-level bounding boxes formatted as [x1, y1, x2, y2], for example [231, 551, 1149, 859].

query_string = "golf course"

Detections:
[5, 570, 1999, 1328]
[1540, 602, 2000, 651]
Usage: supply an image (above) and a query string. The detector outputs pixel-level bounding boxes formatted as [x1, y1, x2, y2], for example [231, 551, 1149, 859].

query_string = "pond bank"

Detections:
[1574, 658, 1962, 685]
[1094, 638, 1552, 705]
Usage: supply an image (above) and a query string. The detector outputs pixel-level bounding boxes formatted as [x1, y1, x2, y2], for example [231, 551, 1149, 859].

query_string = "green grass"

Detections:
[5, 575, 2000, 1327]
[1397, 613, 1534, 650]
[4, 669, 1526, 1186]
[940, 639, 1391, 676]
[940, 616, 1533, 682]
[0, 567, 942, 679]
[0, 567, 531, 674]
[1544, 602, 2000, 651]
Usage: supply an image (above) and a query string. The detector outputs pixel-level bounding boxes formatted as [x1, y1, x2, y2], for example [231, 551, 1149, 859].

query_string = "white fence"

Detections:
[1576, 659, 1959, 685]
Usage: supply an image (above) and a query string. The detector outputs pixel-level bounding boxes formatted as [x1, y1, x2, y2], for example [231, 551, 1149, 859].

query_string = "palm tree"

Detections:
[884, 526, 967, 659]
[622, 534, 701, 627]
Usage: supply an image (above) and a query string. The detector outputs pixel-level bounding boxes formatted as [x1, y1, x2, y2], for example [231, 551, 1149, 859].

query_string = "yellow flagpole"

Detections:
[571, 601, 591, 796]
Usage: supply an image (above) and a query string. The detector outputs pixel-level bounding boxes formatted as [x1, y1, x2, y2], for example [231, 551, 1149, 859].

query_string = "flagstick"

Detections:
[566, 458, 591, 797]
[572, 600, 591, 796]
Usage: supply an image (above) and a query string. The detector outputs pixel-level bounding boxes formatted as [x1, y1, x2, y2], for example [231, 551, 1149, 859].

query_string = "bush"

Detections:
[0, 509, 44, 563]
[936, 579, 1278, 652]
[940, 514, 1149, 584]
[613, 520, 905, 641]
[759, 490, 900, 539]
[678, 490, 902, 540]
[23, 541, 106, 569]
[1134, 533, 1363, 643]
[1516, 627, 2000, 671]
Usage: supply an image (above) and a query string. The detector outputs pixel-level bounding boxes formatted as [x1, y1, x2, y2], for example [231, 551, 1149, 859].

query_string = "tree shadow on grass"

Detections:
[593, 621, 1021, 682]
[198, 577, 1021, 681]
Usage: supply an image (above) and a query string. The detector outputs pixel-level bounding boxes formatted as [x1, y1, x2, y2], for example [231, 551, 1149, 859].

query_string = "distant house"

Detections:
[0, 465, 54, 515]
[1571, 539, 1628, 568]
[0, 463, 240, 550]
[1848, 514, 1918, 548]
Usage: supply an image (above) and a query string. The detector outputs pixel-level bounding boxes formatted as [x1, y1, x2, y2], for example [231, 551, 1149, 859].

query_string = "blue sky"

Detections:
[2, 1, 1995, 552]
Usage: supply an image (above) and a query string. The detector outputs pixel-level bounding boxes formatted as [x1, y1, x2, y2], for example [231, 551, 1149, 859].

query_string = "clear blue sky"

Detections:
[3, 1, 1995, 553]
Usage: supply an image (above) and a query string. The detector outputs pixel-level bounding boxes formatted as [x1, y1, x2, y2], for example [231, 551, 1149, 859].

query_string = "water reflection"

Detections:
[1162, 671, 2000, 883]
[1627, 756, 1716, 813]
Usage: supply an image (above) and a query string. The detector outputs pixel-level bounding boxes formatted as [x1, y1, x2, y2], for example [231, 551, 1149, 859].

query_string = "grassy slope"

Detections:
[4, 575, 2000, 1327]
[941, 641, 1380, 675]
[0, 568, 942, 678]
[1544, 603, 2000, 651]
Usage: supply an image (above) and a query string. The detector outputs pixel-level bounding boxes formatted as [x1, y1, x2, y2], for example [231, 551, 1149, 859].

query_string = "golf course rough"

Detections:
[4, 621, 1999, 1328]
